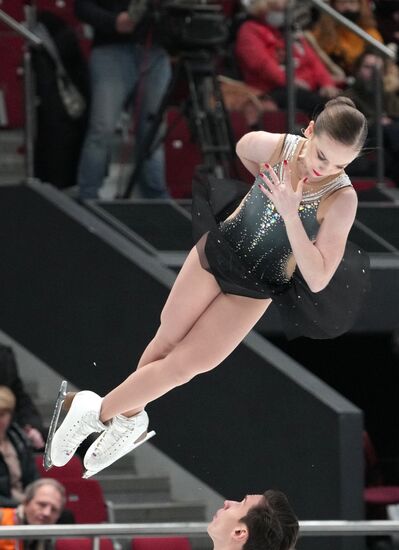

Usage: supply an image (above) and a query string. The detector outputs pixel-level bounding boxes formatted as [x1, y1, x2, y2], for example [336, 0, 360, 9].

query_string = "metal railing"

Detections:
[2, 521, 399, 539]
[0, 6, 42, 182]
[285, 0, 395, 184]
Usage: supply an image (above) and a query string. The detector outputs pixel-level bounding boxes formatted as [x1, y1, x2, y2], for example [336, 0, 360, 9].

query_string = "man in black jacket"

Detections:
[75, 0, 172, 199]
[0, 345, 45, 450]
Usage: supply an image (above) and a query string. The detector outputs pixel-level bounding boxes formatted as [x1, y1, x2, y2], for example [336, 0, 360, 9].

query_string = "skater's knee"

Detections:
[150, 330, 177, 359]
[168, 362, 196, 387]
[167, 354, 216, 387]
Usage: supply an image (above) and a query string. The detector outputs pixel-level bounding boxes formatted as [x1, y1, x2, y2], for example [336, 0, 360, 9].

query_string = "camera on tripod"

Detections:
[129, 0, 229, 53]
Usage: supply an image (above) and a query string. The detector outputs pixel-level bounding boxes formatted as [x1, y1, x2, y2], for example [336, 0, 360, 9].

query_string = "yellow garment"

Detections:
[313, 24, 383, 73]
[0, 508, 22, 550]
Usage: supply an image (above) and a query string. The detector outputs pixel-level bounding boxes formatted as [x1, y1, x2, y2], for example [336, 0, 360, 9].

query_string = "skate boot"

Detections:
[46, 384, 107, 469]
[83, 410, 155, 478]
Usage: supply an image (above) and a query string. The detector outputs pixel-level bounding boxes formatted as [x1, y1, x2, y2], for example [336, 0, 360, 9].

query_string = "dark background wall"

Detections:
[0, 184, 367, 550]
[269, 333, 399, 485]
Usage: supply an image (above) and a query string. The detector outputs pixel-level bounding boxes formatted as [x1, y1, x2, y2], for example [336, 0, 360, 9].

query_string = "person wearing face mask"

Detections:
[235, 0, 340, 117]
[343, 49, 399, 185]
[312, 0, 384, 76]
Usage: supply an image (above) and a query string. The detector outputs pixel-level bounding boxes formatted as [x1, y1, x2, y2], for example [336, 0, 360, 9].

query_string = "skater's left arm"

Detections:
[284, 189, 357, 292]
[259, 166, 357, 293]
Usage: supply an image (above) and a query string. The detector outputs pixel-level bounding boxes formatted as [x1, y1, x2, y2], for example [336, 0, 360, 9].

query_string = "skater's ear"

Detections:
[231, 522, 249, 545]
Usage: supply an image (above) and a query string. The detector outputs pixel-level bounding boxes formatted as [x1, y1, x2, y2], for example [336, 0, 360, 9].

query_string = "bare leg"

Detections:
[135, 242, 222, 371]
[100, 287, 271, 422]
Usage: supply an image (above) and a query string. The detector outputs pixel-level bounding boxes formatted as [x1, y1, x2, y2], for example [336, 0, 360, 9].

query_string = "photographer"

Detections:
[75, 0, 171, 199]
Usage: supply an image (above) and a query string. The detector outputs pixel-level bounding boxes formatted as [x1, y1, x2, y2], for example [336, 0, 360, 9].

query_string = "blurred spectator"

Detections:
[235, 0, 340, 118]
[0, 345, 45, 450]
[312, 0, 384, 76]
[74, 0, 172, 200]
[0, 478, 66, 550]
[374, 0, 399, 50]
[343, 49, 399, 185]
[0, 387, 39, 508]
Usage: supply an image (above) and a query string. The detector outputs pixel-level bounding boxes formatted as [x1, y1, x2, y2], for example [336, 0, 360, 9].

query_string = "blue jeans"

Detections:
[78, 43, 171, 199]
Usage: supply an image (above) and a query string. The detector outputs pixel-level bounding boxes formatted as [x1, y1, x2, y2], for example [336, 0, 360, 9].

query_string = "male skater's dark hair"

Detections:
[241, 490, 299, 550]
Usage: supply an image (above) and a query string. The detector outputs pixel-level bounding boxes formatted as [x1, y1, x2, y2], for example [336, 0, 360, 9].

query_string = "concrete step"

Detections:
[0, 152, 24, 169]
[0, 129, 24, 152]
[112, 501, 206, 523]
[97, 474, 171, 503]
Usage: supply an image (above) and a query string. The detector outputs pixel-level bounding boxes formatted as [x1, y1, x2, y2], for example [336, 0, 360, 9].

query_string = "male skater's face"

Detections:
[207, 494, 263, 543]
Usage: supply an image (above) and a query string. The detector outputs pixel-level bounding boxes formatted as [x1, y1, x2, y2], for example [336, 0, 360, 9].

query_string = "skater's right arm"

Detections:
[236, 131, 283, 177]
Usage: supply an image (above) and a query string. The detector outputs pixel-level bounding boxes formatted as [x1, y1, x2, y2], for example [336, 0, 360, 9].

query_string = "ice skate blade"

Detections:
[82, 430, 156, 478]
[43, 380, 68, 471]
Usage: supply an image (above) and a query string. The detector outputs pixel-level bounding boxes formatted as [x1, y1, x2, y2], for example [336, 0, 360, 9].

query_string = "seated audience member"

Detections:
[0, 345, 45, 450]
[0, 478, 66, 550]
[374, 0, 399, 50]
[343, 49, 399, 185]
[0, 386, 39, 508]
[207, 489, 299, 550]
[235, 0, 340, 118]
[312, 0, 384, 76]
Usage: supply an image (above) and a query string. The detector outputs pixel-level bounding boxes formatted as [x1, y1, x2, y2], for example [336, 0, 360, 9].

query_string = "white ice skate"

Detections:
[83, 410, 155, 478]
[44, 381, 107, 470]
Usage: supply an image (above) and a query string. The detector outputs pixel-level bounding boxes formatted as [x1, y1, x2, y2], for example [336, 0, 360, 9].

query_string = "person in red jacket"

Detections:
[235, 0, 340, 116]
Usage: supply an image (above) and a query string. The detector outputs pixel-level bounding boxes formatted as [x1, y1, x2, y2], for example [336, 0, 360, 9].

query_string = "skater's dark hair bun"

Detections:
[314, 96, 368, 150]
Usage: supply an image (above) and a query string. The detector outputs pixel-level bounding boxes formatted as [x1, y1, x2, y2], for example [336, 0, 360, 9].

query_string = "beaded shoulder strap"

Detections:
[302, 172, 352, 203]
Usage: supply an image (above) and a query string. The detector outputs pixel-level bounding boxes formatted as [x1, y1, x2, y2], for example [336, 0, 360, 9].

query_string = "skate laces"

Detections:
[104, 415, 138, 444]
[61, 411, 105, 451]
[92, 414, 146, 455]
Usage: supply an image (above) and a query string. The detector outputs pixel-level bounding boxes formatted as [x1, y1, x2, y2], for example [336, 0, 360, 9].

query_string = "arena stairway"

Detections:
[0, 181, 369, 550]
[34, 385, 211, 550]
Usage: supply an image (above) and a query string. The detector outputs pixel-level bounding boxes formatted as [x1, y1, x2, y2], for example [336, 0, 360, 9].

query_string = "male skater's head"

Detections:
[207, 490, 299, 550]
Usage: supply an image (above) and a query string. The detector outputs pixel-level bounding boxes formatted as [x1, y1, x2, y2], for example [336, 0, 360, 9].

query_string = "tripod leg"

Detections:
[122, 56, 181, 199]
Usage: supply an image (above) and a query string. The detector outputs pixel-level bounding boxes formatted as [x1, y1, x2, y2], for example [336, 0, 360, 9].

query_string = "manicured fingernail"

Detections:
[264, 163, 270, 169]
[283, 159, 288, 165]
[258, 184, 262, 189]
[304, 176, 308, 183]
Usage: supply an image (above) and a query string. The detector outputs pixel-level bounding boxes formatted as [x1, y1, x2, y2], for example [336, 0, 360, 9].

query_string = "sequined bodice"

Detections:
[219, 134, 351, 287]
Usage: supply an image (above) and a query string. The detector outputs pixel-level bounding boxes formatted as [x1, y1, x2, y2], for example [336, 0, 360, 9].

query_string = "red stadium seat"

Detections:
[364, 431, 399, 519]
[56, 539, 114, 550]
[131, 537, 192, 550]
[35, 454, 84, 480]
[62, 478, 110, 524]
[0, 0, 25, 29]
[0, 34, 24, 128]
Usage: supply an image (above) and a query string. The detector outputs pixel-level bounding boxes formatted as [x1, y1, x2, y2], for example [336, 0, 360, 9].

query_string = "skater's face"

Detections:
[302, 122, 359, 180]
[207, 494, 264, 544]
[0, 409, 12, 436]
[24, 485, 64, 525]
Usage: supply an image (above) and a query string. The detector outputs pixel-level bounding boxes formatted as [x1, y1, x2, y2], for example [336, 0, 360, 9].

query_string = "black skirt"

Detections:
[192, 169, 370, 340]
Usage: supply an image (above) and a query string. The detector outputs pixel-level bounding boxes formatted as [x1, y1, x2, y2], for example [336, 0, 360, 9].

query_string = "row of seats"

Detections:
[55, 538, 191, 550]
[35, 454, 193, 549]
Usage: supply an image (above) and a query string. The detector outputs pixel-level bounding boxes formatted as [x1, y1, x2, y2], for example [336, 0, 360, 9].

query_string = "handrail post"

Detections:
[285, 0, 296, 134]
[373, 64, 385, 184]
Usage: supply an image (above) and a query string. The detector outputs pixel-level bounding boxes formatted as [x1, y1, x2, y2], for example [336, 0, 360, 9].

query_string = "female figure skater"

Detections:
[48, 97, 369, 477]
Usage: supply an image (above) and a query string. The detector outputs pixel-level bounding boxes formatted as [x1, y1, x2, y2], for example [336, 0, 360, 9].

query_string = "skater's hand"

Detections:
[258, 160, 307, 221]
[24, 425, 45, 449]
